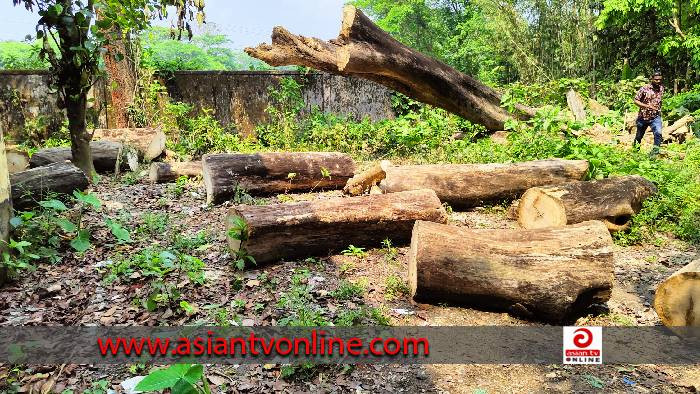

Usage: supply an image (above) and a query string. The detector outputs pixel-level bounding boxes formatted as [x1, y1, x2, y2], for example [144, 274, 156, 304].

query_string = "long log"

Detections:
[227, 189, 447, 265]
[92, 127, 166, 161]
[28, 141, 136, 173]
[203, 152, 356, 204]
[654, 260, 700, 327]
[10, 163, 89, 210]
[379, 159, 589, 208]
[245, 6, 535, 131]
[408, 220, 614, 322]
[149, 161, 202, 183]
[517, 175, 656, 232]
[0, 129, 11, 285]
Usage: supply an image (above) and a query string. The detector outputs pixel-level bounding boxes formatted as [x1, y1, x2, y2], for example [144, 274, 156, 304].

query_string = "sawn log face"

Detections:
[654, 260, 700, 327]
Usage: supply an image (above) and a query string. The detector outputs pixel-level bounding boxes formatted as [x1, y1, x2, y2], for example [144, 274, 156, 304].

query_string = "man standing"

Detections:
[633, 71, 664, 154]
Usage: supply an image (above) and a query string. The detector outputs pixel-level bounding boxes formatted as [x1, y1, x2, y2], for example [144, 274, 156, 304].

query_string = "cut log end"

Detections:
[517, 188, 567, 229]
[654, 260, 700, 327]
[202, 161, 215, 205]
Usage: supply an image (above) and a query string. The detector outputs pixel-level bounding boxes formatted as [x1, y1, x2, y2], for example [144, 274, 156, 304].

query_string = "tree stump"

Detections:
[654, 260, 700, 327]
[11, 163, 89, 210]
[149, 162, 202, 183]
[408, 220, 614, 322]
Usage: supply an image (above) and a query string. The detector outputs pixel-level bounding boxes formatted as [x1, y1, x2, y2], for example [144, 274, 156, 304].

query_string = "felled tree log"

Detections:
[408, 220, 614, 322]
[245, 5, 535, 131]
[343, 160, 390, 196]
[149, 161, 202, 183]
[92, 128, 166, 161]
[29, 141, 136, 173]
[227, 189, 447, 264]
[380, 159, 589, 208]
[0, 131, 11, 285]
[6, 145, 29, 174]
[662, 115, 694, 143]
[517, 175, 656, 232]
[203, 152, 356, 204]
[10, 163, 89, 210]
[654, 260, 700, 327]
[566, 89, 587, 121]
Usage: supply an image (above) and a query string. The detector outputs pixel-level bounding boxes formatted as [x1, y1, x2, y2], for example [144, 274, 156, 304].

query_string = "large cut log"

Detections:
[227, 189, 447, 265]
[10, 163, 89, 210]
[517, 175, 656, 232]
[28, 141, 136, 173]
[654, 260, 700, 327]
[380, 159, 589, 208]
[149, 161, 202, 183]
[6, 145, 29, 174]
[245, 6, 535, 131]
[408, 220, 614, 322]
[343, 160, 390, 196]
[203, 152, 356, 204]
[92, 128, 166, 161]
[0, 129, 11, 285]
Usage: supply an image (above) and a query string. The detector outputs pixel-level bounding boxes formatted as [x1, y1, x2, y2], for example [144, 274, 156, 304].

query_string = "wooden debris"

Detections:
[29, 141, 137, 173]
[92, 127, 166, 161]
[343, 160, 390, 196]
[11, 163, 89, 210]
[654, 260, 700, 327]
[149, 161, 202, 183]
[662, 115, 694, 143]
[566, 89, 587, 121]
[588, 98, 610, 116]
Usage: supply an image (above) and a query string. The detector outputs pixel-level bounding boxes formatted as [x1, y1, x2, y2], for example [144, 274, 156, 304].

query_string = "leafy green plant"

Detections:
[331, 279, 367, 301]
[385, 275, 410, 301]
[341, 245, 367, 258]
[136, 364, 210, 394]
[227, 217, 256, 270]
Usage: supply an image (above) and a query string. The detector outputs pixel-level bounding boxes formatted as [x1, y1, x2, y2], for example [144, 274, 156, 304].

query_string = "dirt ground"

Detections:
[0, 175, 698, 393]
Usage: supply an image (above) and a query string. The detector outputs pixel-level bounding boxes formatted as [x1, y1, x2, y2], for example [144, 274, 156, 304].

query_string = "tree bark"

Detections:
[10, 163, 89, 210]
[29, 141, 134, 173]
[408, 220, 614, 323]
[92, 128, 166, 162]
[380, 159, 589, 208]
[66, 91, 97, 180]
[654, 260, 700, 327]
[343, 160, 390, 196]
[227, 189, 447, 265]
[149, 161, 202, 183]
[202, 152, 356, 204]
[0, 127, 11, 285]
[517, 175, 657, 232]
[102, 23, 137, 128]
[245, 5, 535, 131]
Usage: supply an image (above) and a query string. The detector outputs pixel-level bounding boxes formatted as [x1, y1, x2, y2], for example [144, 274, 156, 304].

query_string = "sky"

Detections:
[0, 0, 349, 49]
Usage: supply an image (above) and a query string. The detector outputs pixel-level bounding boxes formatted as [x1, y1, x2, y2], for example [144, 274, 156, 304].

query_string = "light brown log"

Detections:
[654, 260, 700, 327]
[663, 115, 694, 143]
[227, 189, 447, 264]
[566, 89, 587, 121]
[380, 159, 589, 208]
[92, 127, 166, 161]
[0, 128, 11, 285]
[245, 5, 535, 131]
[343, 160, 390, 196]
[149, 161, 202, 183]
[202, 152, 356, 204]
[28, 141, 136, 173]
[6, 145, 29, 174]
[10, 163, 89, 210]
[588, 98, 610, 116]
[408, 220, 614, 322]
[517, 175, 656, 232]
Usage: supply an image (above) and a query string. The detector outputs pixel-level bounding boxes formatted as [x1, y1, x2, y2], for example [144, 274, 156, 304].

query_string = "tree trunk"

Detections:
[29, 141, 135, 173]
[408, 220, 614, 323]
[380, 159, 589, 208]
[92, 128, 166, 162]
[244, 5, 535, 131]
[654, 260, 700, 327]
[66, 91, 97, 179]
[517, 175, 657, 232]
[203, 152, 356, 204]
[0, 127, 11, 285]
[227, 189, 447, 265]
[102, 25, 137, 128]
[6, 145, 29, 174]
[149, 161, 202, 183]
[343, 160, 390, 196]
[10, 163, 89, 210]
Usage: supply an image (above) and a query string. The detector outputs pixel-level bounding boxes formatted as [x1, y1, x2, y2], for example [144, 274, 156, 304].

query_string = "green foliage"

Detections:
[136, 364, 210, 394]
[341, 245, 367, 258]
[0, 40, 47, 69]
[104, 246, 205, 285]
[277, 269, 330, 326]
[331, 279, 367, 301]
[385, 275, 410, 301]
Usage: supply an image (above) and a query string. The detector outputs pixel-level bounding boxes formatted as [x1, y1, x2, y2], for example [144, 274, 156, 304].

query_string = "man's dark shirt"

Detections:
[635, 84, 664, 120]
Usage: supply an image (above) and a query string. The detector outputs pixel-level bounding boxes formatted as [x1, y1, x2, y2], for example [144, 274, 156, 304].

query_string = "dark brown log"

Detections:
[6, 145, 29, 174]
[245, 6, 535, 131]
[92, 128, 166, 161]
[343, 160, 390, 196]
[203, 152, 356, 204]
[0, 130, 11, 285]
[517, 175, 656, 232]
[10, 163, 89, 210]
[408, 220, 614, 322]
[149, 161, 202, 183]
[29, 141, 135, 173]
[380, 159, 589, 208]
[654, 260, 700, 327]
[227, 189, 447, 265]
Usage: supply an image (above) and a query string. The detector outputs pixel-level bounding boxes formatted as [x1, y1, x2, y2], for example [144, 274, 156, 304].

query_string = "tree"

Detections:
[12, 0, 205, 178]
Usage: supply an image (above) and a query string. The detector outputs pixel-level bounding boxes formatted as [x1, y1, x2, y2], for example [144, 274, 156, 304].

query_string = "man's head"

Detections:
[651, 71, 663, 87]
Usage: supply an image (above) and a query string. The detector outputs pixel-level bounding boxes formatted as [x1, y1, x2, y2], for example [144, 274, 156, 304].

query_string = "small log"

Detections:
[0, 131, 11, 285]
[28, 141, 136, 173]
[517, 175, 656, 232]
[10, 163, 89, 210]
[227, 189, 447, 264]
[149, 162, 203, 183]
[203, 152, 356, 204]
[343, 160, 390, 196]
[92, 127, 166, 161]
[566, 89, 587, 121]
[6, 145, 29, 174]
[408, 220, 614, 322]
[654, 260, 700, 327]
[380, 159, 589, 208]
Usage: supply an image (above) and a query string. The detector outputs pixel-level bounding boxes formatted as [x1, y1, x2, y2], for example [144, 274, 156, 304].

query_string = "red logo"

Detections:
[573, 328, 593, 348]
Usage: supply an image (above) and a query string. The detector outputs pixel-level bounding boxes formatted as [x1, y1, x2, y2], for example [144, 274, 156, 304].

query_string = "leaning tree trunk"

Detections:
[517, 175, 657, 232]
[654, 260, 700, 327]
[0, 127, 11, 285]
[245, 5, 535, 131]
[66, 90, 97, 179]
[408, 220, 614, 323]
[227, 189, 447, 264]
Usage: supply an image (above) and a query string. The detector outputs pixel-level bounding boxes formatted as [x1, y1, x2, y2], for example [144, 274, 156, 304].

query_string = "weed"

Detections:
[385, 275, 410, 301]
[331, 279, 367, 301]
[381, 238, 398, 264]
[137, 212, 169, 236]
[341, 245, 367, 258]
